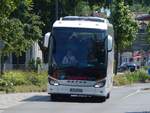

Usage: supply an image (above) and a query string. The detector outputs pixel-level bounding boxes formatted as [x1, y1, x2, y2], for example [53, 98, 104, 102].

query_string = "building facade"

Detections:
[1, 42, 42, 71]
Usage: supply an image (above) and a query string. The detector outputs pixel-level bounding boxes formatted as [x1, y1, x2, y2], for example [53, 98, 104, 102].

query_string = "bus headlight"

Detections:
[94, 79, 106, 88]
[48, 76, 59, 86]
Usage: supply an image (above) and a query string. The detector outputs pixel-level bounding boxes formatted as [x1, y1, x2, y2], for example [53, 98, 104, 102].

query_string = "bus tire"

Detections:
[100, 97, 106, 102]
[106, 93, 110, 99]
[95, 96, 106, 102]
[51, 94, 57, 101]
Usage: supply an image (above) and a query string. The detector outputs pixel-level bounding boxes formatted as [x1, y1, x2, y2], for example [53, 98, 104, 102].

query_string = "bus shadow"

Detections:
[22, 95, 50, 102]
[51, 96, 106, 103]
[22, 95, 106, 103]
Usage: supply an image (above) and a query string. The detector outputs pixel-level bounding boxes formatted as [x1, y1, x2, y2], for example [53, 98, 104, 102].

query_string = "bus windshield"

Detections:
[50, 27, 108, 80]
[52, 27, 107, 69]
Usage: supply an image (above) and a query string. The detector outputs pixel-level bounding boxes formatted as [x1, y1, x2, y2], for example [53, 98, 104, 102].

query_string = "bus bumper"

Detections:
[47, 84, 108, 97]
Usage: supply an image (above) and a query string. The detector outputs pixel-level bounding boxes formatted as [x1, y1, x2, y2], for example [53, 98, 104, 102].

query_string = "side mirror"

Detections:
[43, 32, 51, 48]
[107, 35, 113, 52]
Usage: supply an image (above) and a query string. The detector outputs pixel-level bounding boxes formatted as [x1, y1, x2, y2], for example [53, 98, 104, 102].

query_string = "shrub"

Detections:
[14, 85, 47, 93]
[28, 59, 36, 70]
[0, 70, 47, 93]
[3, 71, 28, 86]
[0, 78, 14, 93]
[3, 71, 47, 86]
[0, 79, 7, 91]
[114, 69, 150, 86]
[142, 66, 150, 71]
[113, 75, 130, 86]
[25, 71, 47, 86]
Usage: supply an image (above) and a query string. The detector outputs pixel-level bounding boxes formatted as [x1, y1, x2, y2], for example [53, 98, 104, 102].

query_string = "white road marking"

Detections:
[121, 89, 141, 100]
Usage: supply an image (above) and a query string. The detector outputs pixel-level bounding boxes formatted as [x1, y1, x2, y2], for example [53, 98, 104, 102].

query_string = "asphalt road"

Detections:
[2, 83, 150, 113]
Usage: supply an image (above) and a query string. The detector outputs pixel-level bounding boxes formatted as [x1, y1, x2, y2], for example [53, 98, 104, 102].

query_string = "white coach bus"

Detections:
[44, 16, 114, 101]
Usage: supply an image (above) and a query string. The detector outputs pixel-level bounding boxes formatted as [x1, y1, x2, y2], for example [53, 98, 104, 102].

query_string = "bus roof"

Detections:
[53, 16, 111, 30]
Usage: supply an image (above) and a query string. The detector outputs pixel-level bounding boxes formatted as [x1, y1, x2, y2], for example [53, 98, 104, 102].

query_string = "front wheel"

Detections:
[106, 93, 110, 99]
[94, 96, 106, 102]
[100, 97, 106, 102]
[50, 94, 57, 101]
[51, 94, 62, 101]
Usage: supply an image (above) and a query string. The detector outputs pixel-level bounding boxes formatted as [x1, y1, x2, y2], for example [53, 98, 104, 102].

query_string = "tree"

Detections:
[11, 0, 43, 46]
[0, 0, 43, 73]
[111, 0, 138, 74]
[0, 0, 20, 40]
[1, 0, 43, 55]
[86, 0, 112, 10]
[0, 0, 20, 18]
[76, 1, 91, 16]
[10, 0, 43, 66]
[0, 0, 20, 75]
[1, 18, 24, 55]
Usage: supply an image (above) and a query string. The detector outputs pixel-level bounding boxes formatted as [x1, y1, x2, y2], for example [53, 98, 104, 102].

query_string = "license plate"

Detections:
[70, 88, 83, 92]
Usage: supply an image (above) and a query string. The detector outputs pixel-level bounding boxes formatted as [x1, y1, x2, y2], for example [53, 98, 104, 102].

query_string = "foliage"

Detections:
[0, 70, 47, 93]
[0, 78, 14, 93]
[111, 0, 138, 74]
[1, 18, 25, 55]
[0, 0, 20, 54]
[130, 4, 150, 13]
[142, 66, 150, 71]
[75, 1, 91, 16]
[113, 74, 130, 86]
[25, 71, 47, 86]
[147, 22, 150, 43]
[111, 0, 138, 50]
[3, 71, 28, 85]
[32, 0, 111, 62]
[0, 0, 19, 18]
[14, 85, 46, 93]
[32, 0, 54, 33]
[114, 69, 150, 86]
[10, 0, 43, 55]
[28, 59, 36, 70]
[86, 0, 112, 10]
[0, 0, 43, 57]
[28, 58, 42, 71]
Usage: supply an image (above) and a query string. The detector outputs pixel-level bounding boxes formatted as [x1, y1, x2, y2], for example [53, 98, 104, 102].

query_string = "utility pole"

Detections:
[55, 0, 59, 20]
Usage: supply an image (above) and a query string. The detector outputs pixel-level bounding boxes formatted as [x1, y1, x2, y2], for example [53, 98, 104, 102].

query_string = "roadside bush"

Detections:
[126, 69, 150, 83]
[0, 70, 47, 93]
[3, 71, 28, 86]
[114, 69, 150, 86]
[0, 79, 7, 91]
[26, 71, 47, 86]
[14, 85, 47, 93]
[113, 75, 130, 86]
[2, 71, 47, 86]
[28, 59, 36, 70]
[0, 78, 14, 93]
[142, 66, 150, 71]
